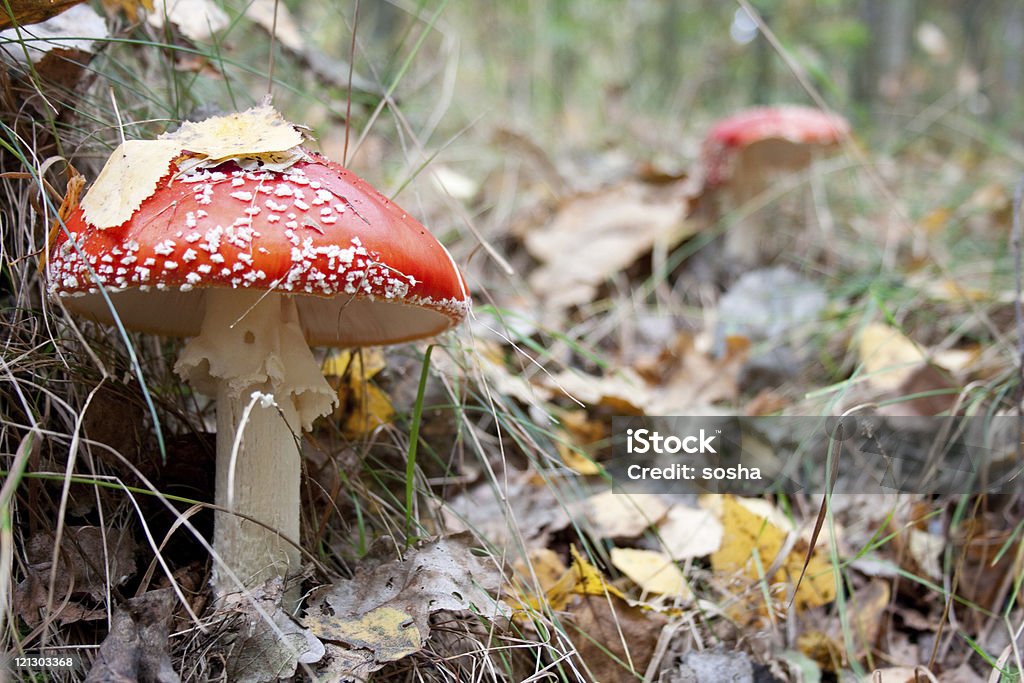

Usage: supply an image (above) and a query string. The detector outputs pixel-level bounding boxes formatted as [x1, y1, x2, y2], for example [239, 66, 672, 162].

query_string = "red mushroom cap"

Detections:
[701, 105, 850, 187]
[48, 152, 470, 346]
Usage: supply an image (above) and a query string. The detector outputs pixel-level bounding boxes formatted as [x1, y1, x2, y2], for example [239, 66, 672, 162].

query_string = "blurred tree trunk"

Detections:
[752, 10, 773, 105]
[852, 0, 916, 114]
[959, 2, 988, 77]
[998, 0, 1024, 119]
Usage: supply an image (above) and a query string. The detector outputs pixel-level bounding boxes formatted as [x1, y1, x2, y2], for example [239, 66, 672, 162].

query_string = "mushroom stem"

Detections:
[213, 378, 301, 595]
[175, 289, 337, 601]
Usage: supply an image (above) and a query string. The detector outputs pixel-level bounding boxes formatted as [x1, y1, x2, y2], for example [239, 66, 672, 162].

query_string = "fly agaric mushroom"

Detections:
[699, 105, 850, 264]
[47, 131, 469, 600]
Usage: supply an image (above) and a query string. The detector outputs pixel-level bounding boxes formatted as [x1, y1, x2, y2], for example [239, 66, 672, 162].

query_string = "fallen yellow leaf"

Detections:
[342, 383, 395, 438]
[305, 605, 421, 662]
[511, 548, 571, 613]
[515, 545, 625, 614]
[324, 348, 394, 437]
[610, 547, 692, 600]
[710, 495, 836, 613]
[555, 410, 610, 475]
[857, 322, 927, 392]
[569, 545, 626, 600]
[324, 348, 387, 380]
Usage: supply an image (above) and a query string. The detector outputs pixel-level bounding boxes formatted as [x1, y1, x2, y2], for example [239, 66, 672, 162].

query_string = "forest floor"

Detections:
[2, 2, 1024, 682]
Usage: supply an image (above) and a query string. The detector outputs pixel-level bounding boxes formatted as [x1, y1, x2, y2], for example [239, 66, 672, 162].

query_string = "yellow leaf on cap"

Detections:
[80, 139, 182, 229]
[610, 547, 692, 599]
[81, 104, 308, 230]
[164, 103, 305, 162]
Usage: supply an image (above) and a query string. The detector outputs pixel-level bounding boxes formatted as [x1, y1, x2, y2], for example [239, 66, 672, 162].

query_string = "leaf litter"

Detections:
[303, 534, 509, 678]
[10, 23, 1019, 681]
[220, 579, 325, 683]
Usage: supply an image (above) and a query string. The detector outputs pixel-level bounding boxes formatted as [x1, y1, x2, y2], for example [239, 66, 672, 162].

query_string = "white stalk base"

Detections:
[213, 382, 301, 594]
[175, 289, 337, 600]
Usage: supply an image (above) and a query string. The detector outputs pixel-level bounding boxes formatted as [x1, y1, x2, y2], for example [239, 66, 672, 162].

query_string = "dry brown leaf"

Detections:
[567, 594, 667, 681]
[744, 389, 791, 416]
[610, 547, 692, 599]
[525, 180, 694, 310]
[442, 469, 571, 549]
[44, 164, 86, 266]
[84, 589, 180, 683]
[798, 579, 890, 670]
[657, 505, 724, 560]
[647, 333, 746, 413]
[582, 490, 668, 539]
[223, 579, 325, 683]
[880, 362, 959, 417]
[951, 512, 1021, 615]
[0, 0, 86, 30]
[14, 526, 136, 627]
